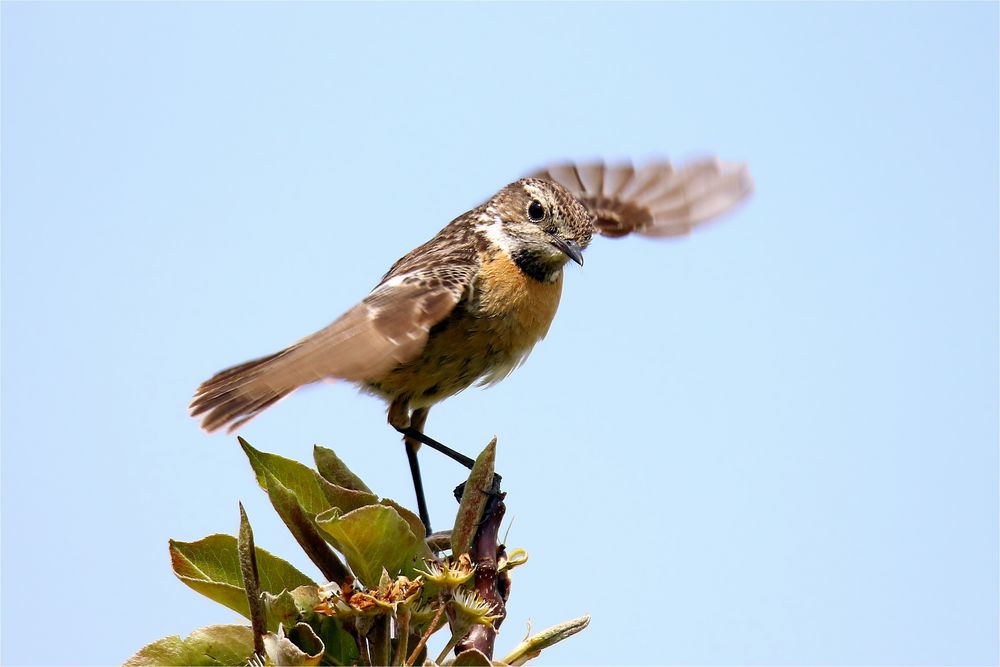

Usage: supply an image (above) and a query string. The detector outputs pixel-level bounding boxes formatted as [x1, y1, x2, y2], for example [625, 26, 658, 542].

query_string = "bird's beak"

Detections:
[549, 235, 584, 266]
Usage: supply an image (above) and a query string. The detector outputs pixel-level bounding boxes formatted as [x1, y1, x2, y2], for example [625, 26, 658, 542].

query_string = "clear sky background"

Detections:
[2, 3, 997, 665]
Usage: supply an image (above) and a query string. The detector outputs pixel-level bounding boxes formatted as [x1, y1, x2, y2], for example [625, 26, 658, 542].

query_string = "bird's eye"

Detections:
[527, 200, 546, 222]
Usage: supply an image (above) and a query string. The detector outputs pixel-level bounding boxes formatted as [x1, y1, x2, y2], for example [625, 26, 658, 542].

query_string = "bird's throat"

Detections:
[510, 247, 565, 283]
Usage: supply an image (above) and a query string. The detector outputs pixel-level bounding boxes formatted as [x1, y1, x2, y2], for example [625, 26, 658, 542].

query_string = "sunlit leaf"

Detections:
[263, 589, 299, 633]
[124, 625, 253, 666]
[380, 497, 427, 541]
[263, 623, 324, 666]
[169, 534, 314, 618]
[261, 469, 352, 584]
[314, 445, 373, 493]
[316, 504, 431, 588]
[240, 437, 377, 515]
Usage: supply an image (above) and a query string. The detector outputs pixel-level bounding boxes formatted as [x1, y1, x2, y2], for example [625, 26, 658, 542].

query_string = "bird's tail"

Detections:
[190, 298, 411, 433]
[190, 351, 296, 433]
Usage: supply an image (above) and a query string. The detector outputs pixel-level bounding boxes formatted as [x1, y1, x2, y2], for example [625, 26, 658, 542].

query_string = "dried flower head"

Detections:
[314, 573, 423, 618]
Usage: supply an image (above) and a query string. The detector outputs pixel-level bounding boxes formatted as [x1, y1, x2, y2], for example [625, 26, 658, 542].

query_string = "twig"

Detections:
[435, 633, 464, 665]
[405, 602, 445, 667]
[370, 615, 391, 666]
[455, 480, 507, 657]
[356, 618, 373, 667]
[392, 610, 411, 666]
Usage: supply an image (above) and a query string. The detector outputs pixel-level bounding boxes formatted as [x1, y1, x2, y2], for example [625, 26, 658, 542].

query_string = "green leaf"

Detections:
[261, 587, 359, 665]
[263, 589, 299, 633]
[326, 484, 382, 514]
[271, 584, 320, 616]
[380, 497, 427, 541]
[240, 437, 377, 515]
[315, 504, 432, 588]
[314, 445, 374, 493]
[287, 583, 322, 613]
[169, 534, 314, 618]
[315, 615, 360, 666]
[261, 468, 352, 584]
[124, 625, 254, 666]
[264, 622, 324, 666]
[501, 615, 591, 666]
[451, 438, 497, 556]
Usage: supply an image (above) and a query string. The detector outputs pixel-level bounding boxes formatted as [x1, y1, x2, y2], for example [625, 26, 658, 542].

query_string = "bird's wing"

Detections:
[280, 268, 474, 384]
[191, 225, 479, 433]
[530, 158, 753, 238]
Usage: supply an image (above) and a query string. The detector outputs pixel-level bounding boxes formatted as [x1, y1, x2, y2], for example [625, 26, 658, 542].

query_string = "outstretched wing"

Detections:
[191, 222, 479, 433]
[530, 158, 753, 238]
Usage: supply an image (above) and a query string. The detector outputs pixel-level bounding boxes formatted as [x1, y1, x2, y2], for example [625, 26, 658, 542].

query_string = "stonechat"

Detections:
[191, 158, 753, 532]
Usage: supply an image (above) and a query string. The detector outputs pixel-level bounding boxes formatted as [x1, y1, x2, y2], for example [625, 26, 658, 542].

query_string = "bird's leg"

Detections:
[388, 399, 478, 536]
[403, 406, 432, 535]
[400, 428, 476, 469]
[388, 398, 476, 469]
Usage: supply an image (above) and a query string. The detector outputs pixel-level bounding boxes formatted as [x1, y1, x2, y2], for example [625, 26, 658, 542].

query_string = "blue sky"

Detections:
[2, 3, 997, 665]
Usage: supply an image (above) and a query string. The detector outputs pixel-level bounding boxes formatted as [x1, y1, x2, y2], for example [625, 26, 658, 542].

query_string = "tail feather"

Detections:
[190, 351, 295, 433]
[189, 294, 441, 433]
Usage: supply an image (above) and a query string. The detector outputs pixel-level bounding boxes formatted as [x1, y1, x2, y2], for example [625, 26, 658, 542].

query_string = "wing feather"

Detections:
[531, 157, 753, 239]
[602, 163, 634, 199]
[191, 227, 478, 433]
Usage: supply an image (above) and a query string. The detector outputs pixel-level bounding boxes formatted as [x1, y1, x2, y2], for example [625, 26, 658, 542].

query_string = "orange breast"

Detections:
[363, 250, 564, 407]
[460, 250, 563, 388]
[474, 250, 563, 344]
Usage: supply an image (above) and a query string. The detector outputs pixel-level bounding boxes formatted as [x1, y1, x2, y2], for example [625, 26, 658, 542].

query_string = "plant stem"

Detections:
[356, 618, 372, 667]
[392, 611, 410, 666]
[454, 482, 508, 657]
[435, 633, 462, 665]
[370, 615, 391, 666]
[405, 602, 445, 667]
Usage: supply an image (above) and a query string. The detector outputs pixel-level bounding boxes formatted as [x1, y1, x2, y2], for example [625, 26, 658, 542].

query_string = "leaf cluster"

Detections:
[126, 438, 587, 666]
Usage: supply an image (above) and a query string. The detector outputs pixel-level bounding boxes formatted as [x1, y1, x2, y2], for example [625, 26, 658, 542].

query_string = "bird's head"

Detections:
[481, 178, 595, 282]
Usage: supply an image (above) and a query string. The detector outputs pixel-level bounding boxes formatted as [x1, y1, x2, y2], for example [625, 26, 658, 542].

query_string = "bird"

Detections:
[191, 157, 753, 533]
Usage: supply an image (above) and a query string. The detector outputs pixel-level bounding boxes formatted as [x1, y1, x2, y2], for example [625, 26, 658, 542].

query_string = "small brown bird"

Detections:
[191, 158, 753, 531]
